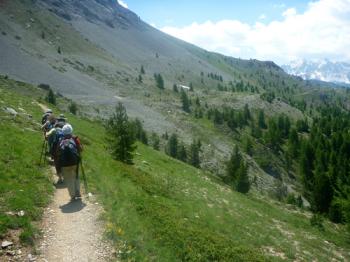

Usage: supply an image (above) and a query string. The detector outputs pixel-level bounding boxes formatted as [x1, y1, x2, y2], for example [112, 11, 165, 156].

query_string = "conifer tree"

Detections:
[189, 140, 201, 168]
[177, 144, 187, 162]
[46, 88, 56, 105]
[258, 109, 267, 129]
[236, 162, 250, 193]
[167, 133, 178, 158]
[154, 73, 164, 89]
[105, 102, 136, 164]
[173, 84, 178, 93]
[69, 102, 78, 115]
[226, 146, 241, 183]
[140, 65, 145, 74]
[181, 89, 190, 113]
[151, 132, 160, 150]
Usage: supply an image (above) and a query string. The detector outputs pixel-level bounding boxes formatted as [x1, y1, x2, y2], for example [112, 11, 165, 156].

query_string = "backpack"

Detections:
[51, 128, 65, 155]
[58, 137, 80, 167]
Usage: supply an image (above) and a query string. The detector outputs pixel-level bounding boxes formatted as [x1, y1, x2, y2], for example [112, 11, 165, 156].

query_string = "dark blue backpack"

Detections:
[58, 138, 80, 167]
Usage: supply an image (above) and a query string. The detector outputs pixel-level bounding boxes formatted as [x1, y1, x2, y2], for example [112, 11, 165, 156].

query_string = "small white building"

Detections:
[179, 85, 190, 90]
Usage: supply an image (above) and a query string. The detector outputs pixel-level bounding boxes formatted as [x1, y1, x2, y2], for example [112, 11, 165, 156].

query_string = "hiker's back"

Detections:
[58, 137, 80, 167]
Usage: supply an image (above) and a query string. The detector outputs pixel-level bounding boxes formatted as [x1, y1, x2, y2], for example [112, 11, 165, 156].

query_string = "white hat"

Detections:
[62, 124, 73, 135]
[46, 109, 53, 114]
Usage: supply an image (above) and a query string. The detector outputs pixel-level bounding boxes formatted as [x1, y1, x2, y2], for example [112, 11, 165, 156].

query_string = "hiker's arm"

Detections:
[41, 121, 49, 131]
[45, 128, 55, 139]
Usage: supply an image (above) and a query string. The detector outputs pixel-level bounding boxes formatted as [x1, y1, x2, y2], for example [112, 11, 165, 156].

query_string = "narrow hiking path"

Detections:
[37, 171, 114, 262]
[35, 103, 115, 261]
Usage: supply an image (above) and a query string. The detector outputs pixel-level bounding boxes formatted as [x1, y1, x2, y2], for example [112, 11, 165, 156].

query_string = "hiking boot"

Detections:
[75, 193, 82, 199]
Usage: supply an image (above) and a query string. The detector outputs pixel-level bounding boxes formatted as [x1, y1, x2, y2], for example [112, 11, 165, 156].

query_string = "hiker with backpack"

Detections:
[41, 109, 53, 126]
[45, 121, 65, 183]
[58, 124, 83, 201]
[41, 113, 57, 161]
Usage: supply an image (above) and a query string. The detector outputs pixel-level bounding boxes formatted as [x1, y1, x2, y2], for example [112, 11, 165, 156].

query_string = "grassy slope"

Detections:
[0, 79, 53, 245]
[1, 77, 349, 261]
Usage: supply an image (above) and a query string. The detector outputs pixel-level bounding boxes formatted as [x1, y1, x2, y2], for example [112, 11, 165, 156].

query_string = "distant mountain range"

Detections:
[282, 59, 350, 85]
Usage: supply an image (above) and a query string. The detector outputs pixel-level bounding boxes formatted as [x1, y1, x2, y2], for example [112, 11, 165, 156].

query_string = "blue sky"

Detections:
[119, 0, 350, 64]
[122, 1, 308, 27]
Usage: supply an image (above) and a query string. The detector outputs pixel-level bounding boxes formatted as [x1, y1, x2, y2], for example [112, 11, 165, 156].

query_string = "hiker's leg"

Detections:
[75, 175, 81, 197]
[54, 156, 63, 182]
[62, 166, 76, 199]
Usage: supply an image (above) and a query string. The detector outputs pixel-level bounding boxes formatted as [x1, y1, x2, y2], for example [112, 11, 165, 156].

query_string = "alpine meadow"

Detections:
[0, 0, 350, 261]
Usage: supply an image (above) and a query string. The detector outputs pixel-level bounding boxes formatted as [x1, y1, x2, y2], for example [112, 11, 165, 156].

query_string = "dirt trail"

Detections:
[36, 103, 114, 261]
[38, 173, 114, 262]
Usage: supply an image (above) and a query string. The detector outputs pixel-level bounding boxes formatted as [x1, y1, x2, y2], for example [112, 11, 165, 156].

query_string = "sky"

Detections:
[118, 0, 350, 65]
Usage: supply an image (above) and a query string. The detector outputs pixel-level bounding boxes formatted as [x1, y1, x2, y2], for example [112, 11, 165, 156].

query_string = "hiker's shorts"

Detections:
[62, 165, 80, 199]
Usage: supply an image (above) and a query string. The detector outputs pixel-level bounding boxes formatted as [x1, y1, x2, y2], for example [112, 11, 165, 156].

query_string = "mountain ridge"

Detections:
[282, 59, 350, 85]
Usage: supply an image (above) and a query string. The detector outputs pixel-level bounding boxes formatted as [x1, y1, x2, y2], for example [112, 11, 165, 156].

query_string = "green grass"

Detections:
[0, 79, 53, 244]
[1, 77, 350, 261]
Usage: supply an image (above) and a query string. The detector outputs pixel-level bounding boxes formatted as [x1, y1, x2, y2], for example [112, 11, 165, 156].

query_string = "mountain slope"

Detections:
[1, 76, 349, 261]
[1, 0, 350, 196]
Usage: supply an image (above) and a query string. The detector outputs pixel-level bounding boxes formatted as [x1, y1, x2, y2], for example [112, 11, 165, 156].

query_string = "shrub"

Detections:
[69, 102, 78, 115]
[310, 214, 325, 231]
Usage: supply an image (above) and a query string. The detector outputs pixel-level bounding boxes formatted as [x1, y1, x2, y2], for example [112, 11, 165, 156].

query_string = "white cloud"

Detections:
[282, 7, 297, 17]
[118, 0, 128, 9]
[259, 14, 266, 20]
[161, 0, 350, 64]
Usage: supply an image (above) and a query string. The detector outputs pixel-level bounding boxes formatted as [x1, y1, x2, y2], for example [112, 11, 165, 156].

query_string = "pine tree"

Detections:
[189, 140, 201, 168]
[105, 102, 136, 164]
[69, 102, 78, 115]
[154, 73, 164, 89]
[46, 88, 56, 105]
[189, 82, 194, 91]
[312, 170, 333, 213]
[181, 89, 190, 113]
[258, 109, 267, 129]
[236, 162, 250, 193]
[151, 132, 160, 150]
[287, 128, 299, 157]
[140, 65, 145, 74]
[243, 104, 251, 121]
[173, 84, 178, 93]
[299, 141, 315, 196]
[244, 136, 253, 156]
[177, 144, 187, 162]
[57, 46, 61, 54]
[167, 133, 178, 158]
[226, 146, 241, 184]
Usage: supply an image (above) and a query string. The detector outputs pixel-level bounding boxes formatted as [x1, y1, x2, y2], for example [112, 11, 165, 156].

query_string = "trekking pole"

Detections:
[39, 139, 47, 166]
[80, 158, 89, 195]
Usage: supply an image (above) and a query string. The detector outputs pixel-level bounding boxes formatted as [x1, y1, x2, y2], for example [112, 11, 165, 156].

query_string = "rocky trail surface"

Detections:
[37, 172, 114, 262]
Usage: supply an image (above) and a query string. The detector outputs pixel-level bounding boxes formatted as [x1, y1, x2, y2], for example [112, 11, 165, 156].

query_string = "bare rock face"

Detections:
[38, 0, 143, 30]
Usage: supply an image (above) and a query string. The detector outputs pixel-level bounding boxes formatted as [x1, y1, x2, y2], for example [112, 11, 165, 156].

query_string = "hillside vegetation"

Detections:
[1, 77, 350, 261]
[2, 0, 350, 199]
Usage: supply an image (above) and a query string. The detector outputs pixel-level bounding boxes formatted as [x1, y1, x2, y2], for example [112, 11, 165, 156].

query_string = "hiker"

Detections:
[57, 113, 66, 126]
[41, 109, 53, 125]
[45, 121, 65, 183]
[42, 114, 57, 157]
[58, 124, 83, 201]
